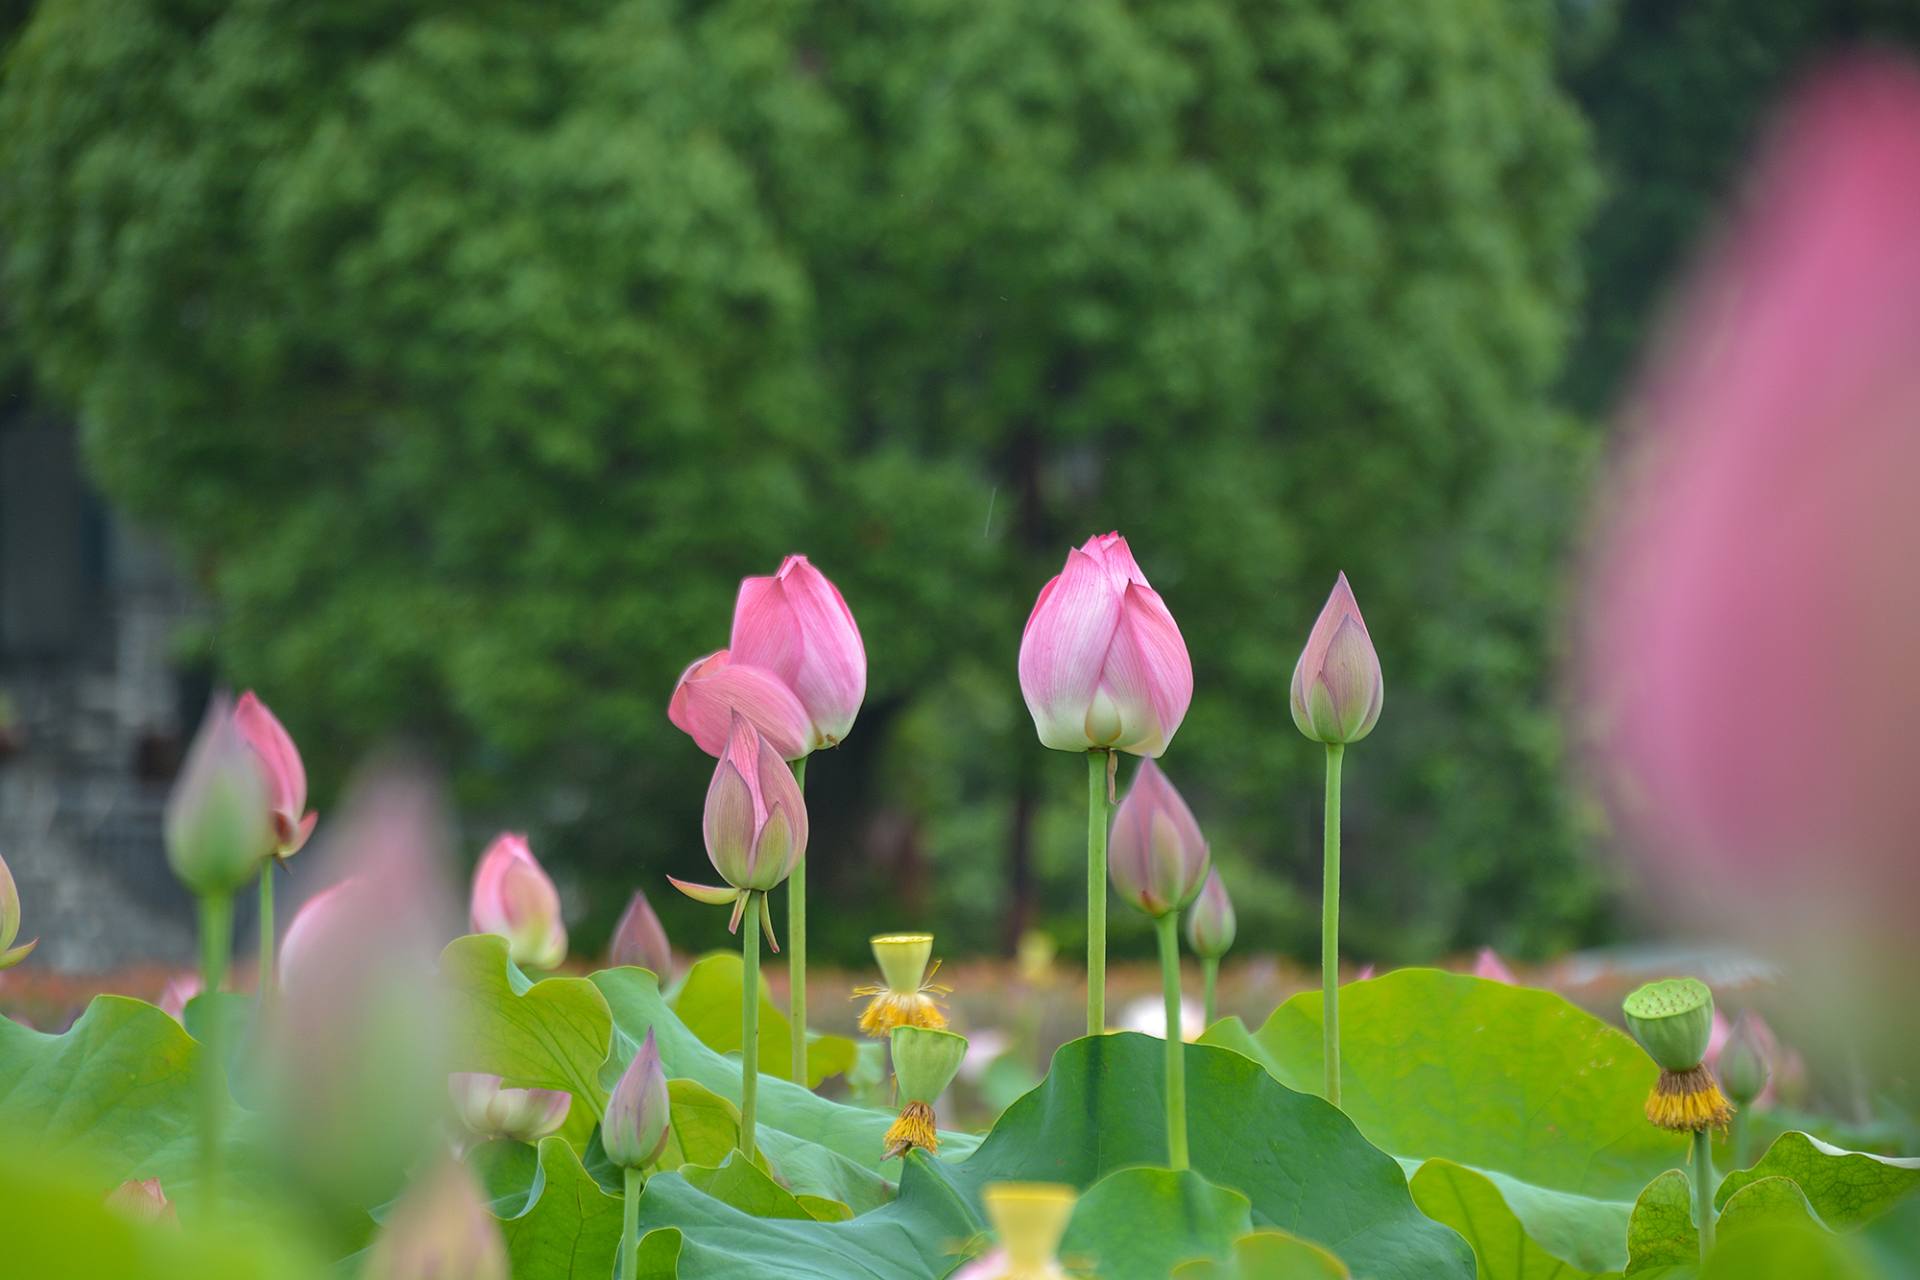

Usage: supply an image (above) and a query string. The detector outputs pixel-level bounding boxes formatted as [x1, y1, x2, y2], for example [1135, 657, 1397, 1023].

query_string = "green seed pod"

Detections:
[1622, 977, 1715, 1071]
[891, 1026, 967, 1105]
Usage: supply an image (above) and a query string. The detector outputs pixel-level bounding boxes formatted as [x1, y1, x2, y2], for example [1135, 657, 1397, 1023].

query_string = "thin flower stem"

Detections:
[621, 1166, 641, 1279]
[1201, 955, 1219, 1028]
[1086, 749, 1110, 1037]
[196, 891, 233, 1216]
[1322, 742, 1345, 1107]
[1693, 1127, 1716, 1259]
[256, 866, 276, 1000]
[1729, 1108, 1748, 1171]
[788, 756, 808, 1088]
[1155, 912, 1189, 1169]
[741, 892, 762, 1160]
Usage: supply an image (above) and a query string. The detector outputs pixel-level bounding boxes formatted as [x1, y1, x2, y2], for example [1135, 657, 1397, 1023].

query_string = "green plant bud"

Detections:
[1622, 977, 1715, 1071]
[891, 1026, 967, 1105]
[165, 696, 275, 896]
[1718, 1013, 1772, 1106]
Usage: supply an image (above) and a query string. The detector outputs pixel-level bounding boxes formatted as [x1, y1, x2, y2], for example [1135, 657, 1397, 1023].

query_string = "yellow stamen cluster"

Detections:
[854, 959, 951, 1037]
[883, 1100, 939, 1160]
[1645, 1064, 1735, 1132]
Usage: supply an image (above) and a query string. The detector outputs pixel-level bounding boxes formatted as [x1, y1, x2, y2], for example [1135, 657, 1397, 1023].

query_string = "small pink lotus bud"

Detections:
[157, 973, 202, 1021]
[1472, 948, 1517, 985]
[1290, 574, 1384, 745]
[675, 715, 807, 904]
[448, 1073, 572, 1143]
[165, 694, 275, 895]
[1107, 759, 1210, 918]
[1018, 532, 1193, 758]
[232, 691, 317, 859]
[364, 1159, 507, 1280]
[607, 888, 673, 978]
[668, 649, 813, 762]
[1184, 869, 1236, 960]
[469, 833, 568, 970]
[104, 1178, 177, 1226]
[602, 1028, 670, 1170]
[1716, 1011, 1774, 1107]
[729, 554, 867, 751]
[0, 850, 37, 970]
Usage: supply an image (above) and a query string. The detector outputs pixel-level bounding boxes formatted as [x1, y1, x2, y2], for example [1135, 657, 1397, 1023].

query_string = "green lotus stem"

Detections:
[621, 1166, 641, 1280]
[1729, 1108, 1748, 1170]
[788, 755, 808, 1088]
[1201, 955, 1219, 1028]
[741, 892, 762, 1160]
[1086, 749, 1110, 1037]
[196, 891, 232, 1214]
[1322, 742, 1344, 1106]
[1693, 1127, 1716, 1258]
[1155, 911, 1189, 1170]
[256, 866, 276, 1000]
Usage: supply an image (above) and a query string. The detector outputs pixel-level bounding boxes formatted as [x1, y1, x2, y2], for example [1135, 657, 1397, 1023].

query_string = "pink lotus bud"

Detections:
[0, 851, 36, 970]
[469, 833, 568, 970]
[729, 554, 867, 751]
[1017, 532, 1193, 758]
[448, 1073, 572, 1143]
[607, 888, 673, 978]
[1289, 574, 1384, 745]
[164, 694, 275, 895]
[1184, 868, 1236, 960]
[157, 973, 201, 1021]
[602, 1028, 671, 1170]
[364, 1159, 507, 1280]
[1715, 1011, 1774, 1107]
[677, 714, 807, 901]
[1107, 759, 1210, 918]
[668, 649, 813, 762]
[233, 691, 317, 859]
[104, 1177, 177, 1226]
[1472, 948, 1517, 985]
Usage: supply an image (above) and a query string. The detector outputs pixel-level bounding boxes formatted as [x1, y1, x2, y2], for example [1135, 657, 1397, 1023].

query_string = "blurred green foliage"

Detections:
[0, 0, 1606, 963]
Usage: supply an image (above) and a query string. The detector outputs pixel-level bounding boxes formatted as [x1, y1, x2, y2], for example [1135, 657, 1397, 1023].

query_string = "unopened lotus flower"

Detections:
[233, 691, 317, 859]
[165, 695, 275, 896]
[608, 888, 673, 978]
[729, 554, 866, 751]
[668, 650, 813, 762]
[1717, 1012, 1773, 1108]
[104, 1178, 176, 1226]
[882, 1026, 967, 1161]
[0, 850, 37, 970]
[448, 1073, 571, 1144]
[1290, 574, 1384, 745]
[854, 933, 950, 1037]
[469, 833, 567, 970]
[364, 1159, 507, 1280]
[670, 714, 807, 942]
[1473, 948, 1517, 985]
[603, 1029, 671, 1170]
[1018, 532, 1193, 758]
[952, 1183, 1079, 1280]
[157, 973, 201, 1021]
[1623, 978, 1732, 1133]
[1108, 760, 1210, 918]
[1184, 869, 1235, 961]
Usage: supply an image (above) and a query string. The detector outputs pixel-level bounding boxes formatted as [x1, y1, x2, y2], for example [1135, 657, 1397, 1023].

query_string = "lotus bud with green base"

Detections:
[855, 933, 950, 1037]
[952, 1182, 1079, 1280]
[1623, 976, 1732, 1260]
[883, 1026, 967, 1160]
[1719, 1011, 1773, 1168]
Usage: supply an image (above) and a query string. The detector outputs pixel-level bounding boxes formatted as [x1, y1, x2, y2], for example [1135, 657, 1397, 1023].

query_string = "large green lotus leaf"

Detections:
[1624, 1170, 1695, 1275]
[947, 1033, 1474, 1280]
[1698, 1221, 1883, 1279]
[680, 1150, 852, 1222]
[498, 1136, 625, 1279]
[670, 952, 858, 1088]
[1410, 1158, 1611, 1280]
[1056, 1167, 1251, 1280]
[1716, 1132, 1920, 1229]
[1172, 1229, 1354, 1279]
[1204, 970, 1683, 1269]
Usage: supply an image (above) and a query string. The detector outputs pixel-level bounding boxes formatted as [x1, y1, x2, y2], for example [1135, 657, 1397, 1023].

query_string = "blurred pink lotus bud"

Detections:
[364, 1159, 507, 1280]
[668, 649, 812, 762]
[1355, 964, 1377, 981]
[469, 833, 567, 970]
[1715, 1011, 1775, 1107]
[157, 973, 201, 1021]
[673, 715, 807, 909]
[730, 554, 867, 751]
[165, 694, 275, 895]
[104, 1177, 176, 1226]
[1472, 948, 1517, 985]
[608, 888, 673, 978]
[1582, 58, 1920, 982]
[602, 1028, 671, 1170]
[1108, 759, 1210, 918]
[1289, 574, 1384, 746]
[233, 691, 317, 859]
[448, 1073, 571, 1143]
[1018, 532, 1193, 758]
[1184, 868, 1236, 960]
[0, 851, 36, 970]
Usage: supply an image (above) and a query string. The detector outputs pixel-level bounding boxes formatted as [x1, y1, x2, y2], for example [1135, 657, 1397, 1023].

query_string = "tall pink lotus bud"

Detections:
[104, 1177, 177, 1226]
[1184, 868, 1236, 960]
[729, 554, 867, 751]
[1017, 532, 1193, 758]
[668, 650, 813, 762]
[1472, 948, 1517, 985]
[671, 714, 807, 913]
[469, 833, 568, 970]
[1289, 574, 1384, 746]
[157, 973, 201, 1021]
[608, 888, 673, 978]
[0, 851, 36, 970]
[602, 1028, 671, 1170]
[364, 1159, 508, 1280]
[232, 691, 317, 859]
[448, 1073, 572, 1143]
[1107, 759, 1210, 918]
[164, 694, 275, 895]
